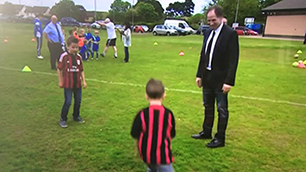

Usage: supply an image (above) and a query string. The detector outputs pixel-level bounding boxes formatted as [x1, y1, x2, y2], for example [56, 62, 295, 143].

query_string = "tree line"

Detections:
[1, 0, 281, 27]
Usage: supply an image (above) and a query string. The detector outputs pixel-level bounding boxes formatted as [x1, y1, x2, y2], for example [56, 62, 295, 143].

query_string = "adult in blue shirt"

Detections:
[34, 13, 44, 59]
[43, 15, 65, 70]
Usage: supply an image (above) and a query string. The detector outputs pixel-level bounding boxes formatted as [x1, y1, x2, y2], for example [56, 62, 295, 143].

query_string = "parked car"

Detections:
[152, 25, 177, 36]
[141, 25, 149, 32]
[134, 25, 145, 33]
[196, 24, 210, 35]
[60, 17, 80, 27]
[90, 20, 104, 29]
[233, 26, 258, 35]
[168, 25, 188, 36]
[164, 19, 195, 34]
[115, 24, 124, 30]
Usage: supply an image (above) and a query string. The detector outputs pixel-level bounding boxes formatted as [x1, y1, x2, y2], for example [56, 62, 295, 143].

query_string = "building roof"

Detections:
[262, 0, 306, 11]
[25, 6, 49, 14]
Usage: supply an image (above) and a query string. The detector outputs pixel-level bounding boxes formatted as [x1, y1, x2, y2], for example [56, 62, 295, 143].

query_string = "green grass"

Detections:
[0, 23, 306, 172]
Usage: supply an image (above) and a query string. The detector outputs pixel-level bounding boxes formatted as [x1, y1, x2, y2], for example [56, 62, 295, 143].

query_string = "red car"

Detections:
[233, 26, 258, 35]
[134, 25, 144, 33]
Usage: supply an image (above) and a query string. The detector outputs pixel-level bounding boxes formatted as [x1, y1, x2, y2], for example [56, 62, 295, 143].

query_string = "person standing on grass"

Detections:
[122, 22, 131, 63]
[97, 18, 118, 58]
[131, 79, 176, 172]
[43, 15, 65, 70]
[34, 13, 44, 59]
[57, 36, 87, 128]
[192, 5, 239, 148]
[92, 30, 101, 60]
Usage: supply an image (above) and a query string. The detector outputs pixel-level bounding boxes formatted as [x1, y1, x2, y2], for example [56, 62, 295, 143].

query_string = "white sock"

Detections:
[115, 53, 117, 57]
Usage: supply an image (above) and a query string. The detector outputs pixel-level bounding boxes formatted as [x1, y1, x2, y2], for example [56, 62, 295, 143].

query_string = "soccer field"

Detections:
[0, 23, 306, 172]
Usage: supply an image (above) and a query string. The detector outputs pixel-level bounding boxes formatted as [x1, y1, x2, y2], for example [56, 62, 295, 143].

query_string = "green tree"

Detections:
[183, 0, 195, 17]
[136, 0, 164, 20]
[108, 0, 131, 23]
[166, 2, 184, 17]
[135, 2, 159, 22]
[165, 0, 195, 17]
[110, 0, 131, 12]
[203, 0, 281, 25]
[50, 0, 82, 21]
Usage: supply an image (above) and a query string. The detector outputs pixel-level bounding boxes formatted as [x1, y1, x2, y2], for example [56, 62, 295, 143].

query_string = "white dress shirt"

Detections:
[205, 22, 224, 70]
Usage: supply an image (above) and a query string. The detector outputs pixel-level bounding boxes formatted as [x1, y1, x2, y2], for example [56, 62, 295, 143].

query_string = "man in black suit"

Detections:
[192, 5, 239, 148]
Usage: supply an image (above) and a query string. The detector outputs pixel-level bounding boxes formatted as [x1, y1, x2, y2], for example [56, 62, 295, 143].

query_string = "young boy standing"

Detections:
[131, 79, 176, 172]
[57, 36, 87, 128]
[92, 30, 100, 60]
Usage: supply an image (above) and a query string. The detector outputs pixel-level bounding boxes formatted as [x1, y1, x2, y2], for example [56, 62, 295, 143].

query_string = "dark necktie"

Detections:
[54, 23, 62, 43]
[206, 31, 215, 58]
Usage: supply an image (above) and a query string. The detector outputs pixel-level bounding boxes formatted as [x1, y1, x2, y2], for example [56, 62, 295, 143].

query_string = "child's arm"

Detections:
[57, 69, 63, 88]
[131, 112, 142, 139]
[170, 111, 176, 139]
[81, 71, 87, 89]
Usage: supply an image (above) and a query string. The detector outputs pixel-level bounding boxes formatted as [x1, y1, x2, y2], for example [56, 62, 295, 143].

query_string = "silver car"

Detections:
[152, 25, 177, 36]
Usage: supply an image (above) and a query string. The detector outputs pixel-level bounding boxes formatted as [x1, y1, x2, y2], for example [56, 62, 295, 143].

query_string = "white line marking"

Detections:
[1, 66, 306, 107]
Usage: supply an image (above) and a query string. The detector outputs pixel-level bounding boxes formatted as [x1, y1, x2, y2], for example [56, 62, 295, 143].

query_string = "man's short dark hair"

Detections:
[67, 36, 78, 46]
[146, 79, 165, 99]
[207, 5, 224, 18]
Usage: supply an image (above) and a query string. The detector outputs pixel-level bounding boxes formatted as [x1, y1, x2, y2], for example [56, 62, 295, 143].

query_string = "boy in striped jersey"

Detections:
[57, 36, 87, 128]
[131, 79, 176, 172]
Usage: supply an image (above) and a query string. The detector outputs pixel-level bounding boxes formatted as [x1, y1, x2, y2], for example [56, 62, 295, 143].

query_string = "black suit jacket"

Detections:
[196, 25, 239, 90]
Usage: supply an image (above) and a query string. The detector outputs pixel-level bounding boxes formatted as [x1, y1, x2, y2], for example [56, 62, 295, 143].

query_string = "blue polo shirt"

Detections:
[43, 22, 64, 44]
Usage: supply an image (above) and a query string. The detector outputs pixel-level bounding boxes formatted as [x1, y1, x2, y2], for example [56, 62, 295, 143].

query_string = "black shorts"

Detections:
[106, 38, 116, 46]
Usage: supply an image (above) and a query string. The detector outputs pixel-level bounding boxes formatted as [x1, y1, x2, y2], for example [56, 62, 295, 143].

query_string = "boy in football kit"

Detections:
[57, 36, 87, 128]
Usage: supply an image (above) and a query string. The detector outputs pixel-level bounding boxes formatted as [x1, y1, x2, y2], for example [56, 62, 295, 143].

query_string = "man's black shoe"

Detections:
[206, 138, 225, 148]
[191, 131, 212, 139]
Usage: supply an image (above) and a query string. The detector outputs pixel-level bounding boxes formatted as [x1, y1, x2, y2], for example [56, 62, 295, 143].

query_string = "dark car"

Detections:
[60, 17, 80, 27]
[196, 24, 210, 35]
[168, 25, 188, 36]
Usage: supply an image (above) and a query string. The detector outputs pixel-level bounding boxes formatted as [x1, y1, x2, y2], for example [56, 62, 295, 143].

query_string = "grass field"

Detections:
[0, 23, 306, 172]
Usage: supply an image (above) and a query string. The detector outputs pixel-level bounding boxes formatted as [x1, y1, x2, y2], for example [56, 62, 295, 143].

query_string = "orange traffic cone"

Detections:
[4, 38, 8, 43]
[31, 38, 36, 42]
[179, 51, 185, 56]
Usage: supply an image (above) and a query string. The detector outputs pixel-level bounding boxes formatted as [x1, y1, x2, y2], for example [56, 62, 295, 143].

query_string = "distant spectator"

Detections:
[43, 15, 65, 70]
[34, 13, 44, 59]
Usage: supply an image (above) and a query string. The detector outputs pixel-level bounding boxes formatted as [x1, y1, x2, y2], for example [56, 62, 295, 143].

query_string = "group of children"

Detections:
[69, 26, 101, 61]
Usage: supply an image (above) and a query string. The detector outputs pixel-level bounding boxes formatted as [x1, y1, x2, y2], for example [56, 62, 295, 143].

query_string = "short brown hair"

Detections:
[146, 79, 165, 99]
[67, 36, 78, 46]
[207, 5, 224, 18]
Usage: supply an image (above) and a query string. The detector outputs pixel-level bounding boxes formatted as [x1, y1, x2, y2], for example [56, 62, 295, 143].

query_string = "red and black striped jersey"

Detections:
[131, 105, 176, 165]
[58, 52, 83, 89]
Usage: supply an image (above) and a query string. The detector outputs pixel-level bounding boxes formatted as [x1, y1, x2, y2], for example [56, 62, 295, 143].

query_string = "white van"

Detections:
[164, 19, 195, 34]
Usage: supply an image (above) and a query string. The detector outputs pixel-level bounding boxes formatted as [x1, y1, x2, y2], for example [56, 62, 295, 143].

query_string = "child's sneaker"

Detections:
[114, 55, 117, 58]
[91, 58, 93, 60]
[73, 116, 85, 123]
[59, 118, 68, 128]
[100, 53, 105, 57]
[96, 58, 98, 61]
